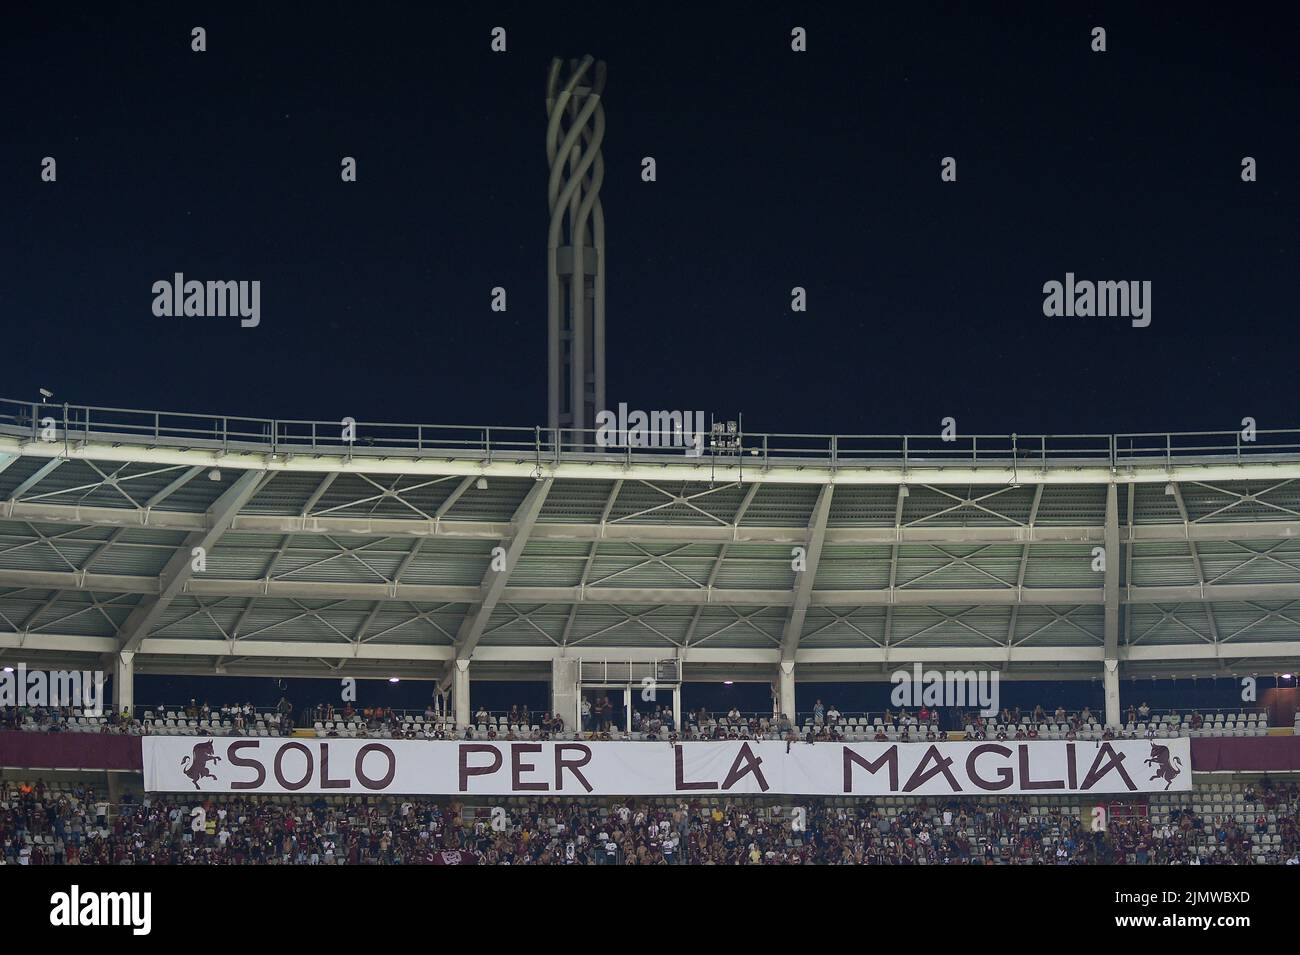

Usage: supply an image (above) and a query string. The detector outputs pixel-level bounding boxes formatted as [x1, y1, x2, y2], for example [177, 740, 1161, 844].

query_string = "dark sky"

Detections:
[3, 2, 1296, 437]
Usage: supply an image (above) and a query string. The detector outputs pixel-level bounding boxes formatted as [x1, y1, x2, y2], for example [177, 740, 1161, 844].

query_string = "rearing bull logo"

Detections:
[1145, 741, 1183, 790]
[181, 740, 221, 789]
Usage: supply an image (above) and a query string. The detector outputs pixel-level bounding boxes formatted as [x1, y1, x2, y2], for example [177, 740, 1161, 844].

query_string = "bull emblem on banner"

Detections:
[1144, 741, 1182, 790]
[181, 740, 222, 789]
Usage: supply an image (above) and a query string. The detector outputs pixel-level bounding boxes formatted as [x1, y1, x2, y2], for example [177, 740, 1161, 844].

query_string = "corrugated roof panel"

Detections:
[539, 480, 619, 523]
[741, 484, 818, 528]
[1023, 543, 1105, 588]
[443, 478, 536, 522]
[1035, 486, 1107, 525]
[1130, 544, 1198, 586]
[827, 486, 905, 527]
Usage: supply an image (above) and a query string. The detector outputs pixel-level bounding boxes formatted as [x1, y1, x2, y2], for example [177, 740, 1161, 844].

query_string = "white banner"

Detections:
[143, 736, 1191, 796]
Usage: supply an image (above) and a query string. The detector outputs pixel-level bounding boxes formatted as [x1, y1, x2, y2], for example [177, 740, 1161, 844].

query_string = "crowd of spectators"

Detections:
[1, 705, 139, 734]
[0, 699, 1285, 743]
[4, 777, 1297, 865]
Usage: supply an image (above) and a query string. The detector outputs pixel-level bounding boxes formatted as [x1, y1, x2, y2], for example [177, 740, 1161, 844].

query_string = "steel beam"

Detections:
[780, 484, 833, 661]
[453, 478, 552, 661]
[16, 564, 1300, 607]
[114, 470, 264, 653]
[5, 630, 1298, 668]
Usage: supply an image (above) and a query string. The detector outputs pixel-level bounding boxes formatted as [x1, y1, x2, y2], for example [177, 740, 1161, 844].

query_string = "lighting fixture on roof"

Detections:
[1164, 482, 1176, 495]
[475, 477, 488, 491]
[208, 468, 222, 481]
[710, 419, 741, 452]
[722, 680, 734, 685]
[389, 677, 400, 683]
[899, 485, 909, 498]
[1, 666, 13, 673]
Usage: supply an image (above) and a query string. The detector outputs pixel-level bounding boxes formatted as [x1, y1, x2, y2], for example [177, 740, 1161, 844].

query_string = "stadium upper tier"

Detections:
[3, 397, 1300, 683]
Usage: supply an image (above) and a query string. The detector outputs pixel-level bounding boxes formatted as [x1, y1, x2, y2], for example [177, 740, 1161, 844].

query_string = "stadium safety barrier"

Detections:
[7, 397, 1300, 468]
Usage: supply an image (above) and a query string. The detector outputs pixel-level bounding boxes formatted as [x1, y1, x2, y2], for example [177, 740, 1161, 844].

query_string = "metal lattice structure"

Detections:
[546, 55, 606, 441]
[3, 398, 1300, 725]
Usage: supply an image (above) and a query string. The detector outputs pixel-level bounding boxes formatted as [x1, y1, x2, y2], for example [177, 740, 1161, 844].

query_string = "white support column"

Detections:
[1104, 658, 1121, 729]
[453, 660, 471, 730]
[672, 684, 682, 733]
[778, 661, 796, 724]
[111, 650, 134, 716]
[1103, 484, 1121, 729]
[551, 656, 579, 731]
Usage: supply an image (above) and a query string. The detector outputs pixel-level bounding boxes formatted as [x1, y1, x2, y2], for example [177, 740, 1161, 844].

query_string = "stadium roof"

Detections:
[3, 398, 1300, 684]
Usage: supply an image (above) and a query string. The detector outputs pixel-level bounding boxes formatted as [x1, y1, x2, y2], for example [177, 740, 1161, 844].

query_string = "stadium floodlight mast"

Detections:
[546, 55, 606, 449]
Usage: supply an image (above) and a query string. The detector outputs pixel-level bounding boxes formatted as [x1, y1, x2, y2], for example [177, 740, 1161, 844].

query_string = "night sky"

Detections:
[3, 2, 1297, 437]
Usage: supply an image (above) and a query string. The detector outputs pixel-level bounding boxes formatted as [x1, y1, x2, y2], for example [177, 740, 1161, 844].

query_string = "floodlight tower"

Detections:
[546, 56, 606, 446]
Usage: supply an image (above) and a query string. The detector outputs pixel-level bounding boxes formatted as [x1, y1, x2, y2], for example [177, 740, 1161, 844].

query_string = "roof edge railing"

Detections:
[3, 398, 1300, 469]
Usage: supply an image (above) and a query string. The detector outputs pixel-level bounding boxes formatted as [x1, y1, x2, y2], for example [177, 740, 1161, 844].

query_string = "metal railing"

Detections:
[6, 398, 1300, 470]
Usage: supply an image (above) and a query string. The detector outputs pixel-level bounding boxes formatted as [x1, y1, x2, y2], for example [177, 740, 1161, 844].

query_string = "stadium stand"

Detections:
[2, 702, 1283, 741]
[2, 778, 1297, 865]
